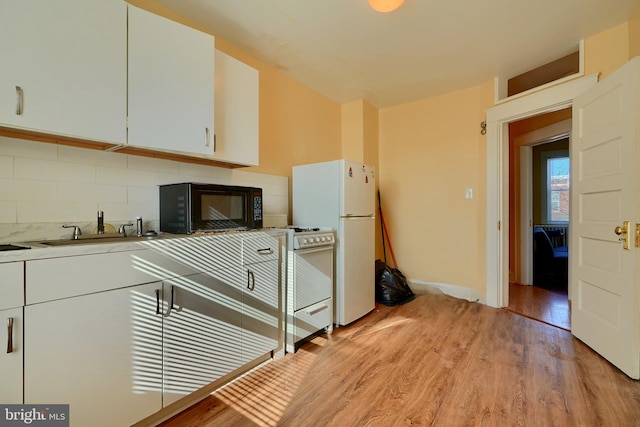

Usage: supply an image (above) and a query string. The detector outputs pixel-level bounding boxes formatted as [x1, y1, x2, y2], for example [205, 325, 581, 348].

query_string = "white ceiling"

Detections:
[157, 0, 638, 108]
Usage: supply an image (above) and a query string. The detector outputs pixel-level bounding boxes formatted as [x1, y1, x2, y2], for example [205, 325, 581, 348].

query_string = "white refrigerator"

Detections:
[293, 159, 376, 326]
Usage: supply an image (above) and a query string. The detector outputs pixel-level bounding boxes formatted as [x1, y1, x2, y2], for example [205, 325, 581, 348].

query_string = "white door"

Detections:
[571, 57, 640, 379]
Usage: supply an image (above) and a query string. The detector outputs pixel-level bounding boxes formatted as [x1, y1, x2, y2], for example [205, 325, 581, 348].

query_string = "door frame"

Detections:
[516, 120, 572, 286]
[485, 74, 598, 308]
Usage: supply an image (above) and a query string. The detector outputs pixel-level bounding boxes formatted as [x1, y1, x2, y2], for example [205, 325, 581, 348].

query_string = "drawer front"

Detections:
[0, 262, 24, 310]
[294, 298, 332, 343]
[143, 233, 241, 271]
[242, 235, 279, 265]
[26, 249, 200, 304]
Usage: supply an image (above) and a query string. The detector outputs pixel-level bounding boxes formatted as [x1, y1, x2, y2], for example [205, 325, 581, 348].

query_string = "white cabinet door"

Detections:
[0, 0, 126, 144]
[24, 283, 163, 427]
[0, 307, 23, 404]
[241, 261, 280, 364]
[162, 272, 243, 407]
[0, 262, 24, 403]
[0, 262, 23, 311]
[240, 235, 280, 364]
[214, 50, 259, 166]
[128, 5, 215, 155]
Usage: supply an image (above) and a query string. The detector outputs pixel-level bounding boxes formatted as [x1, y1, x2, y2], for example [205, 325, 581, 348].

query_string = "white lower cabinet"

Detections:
[0, 306, 23, 404]
[240, 236, 281, 364]
[161, 271, 243, 407]
[0, 261, 25, 404]
[24, 282, 163, 427]
[20, 232, 283, 426]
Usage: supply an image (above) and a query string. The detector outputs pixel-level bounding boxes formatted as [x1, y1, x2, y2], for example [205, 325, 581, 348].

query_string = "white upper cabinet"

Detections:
[214, 50, 259, 166]
[0, 0, 127, 144]
[128, 5, 215, 156]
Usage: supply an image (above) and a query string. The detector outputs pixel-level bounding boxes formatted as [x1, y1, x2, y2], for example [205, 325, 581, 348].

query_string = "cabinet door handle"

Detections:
[155, 288, 172, 317]
[205, 127, 211, 148]
[247, 269, 255, 291]
[213, 133, 216, 153]
[257, 248, 273, 255]
[155, 289, 161, 315]
[7, 317, 14, 354]
[170, 285, 182, 313]
[15, 86, 23, 116]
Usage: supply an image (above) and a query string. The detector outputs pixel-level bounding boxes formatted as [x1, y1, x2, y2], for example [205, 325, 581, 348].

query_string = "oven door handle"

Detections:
[304, 304, 329, 316]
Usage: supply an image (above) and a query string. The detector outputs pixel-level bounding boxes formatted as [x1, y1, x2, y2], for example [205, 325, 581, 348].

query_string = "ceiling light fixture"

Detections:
[368, 0, 405, 13]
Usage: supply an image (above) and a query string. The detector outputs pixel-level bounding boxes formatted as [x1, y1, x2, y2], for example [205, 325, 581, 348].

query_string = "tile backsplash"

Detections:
[0, 136, 289, 243]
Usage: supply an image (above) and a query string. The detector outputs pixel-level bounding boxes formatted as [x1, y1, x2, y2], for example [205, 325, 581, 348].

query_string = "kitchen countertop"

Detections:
[0, 229, 285, 263]
[0, 236, 177, 263]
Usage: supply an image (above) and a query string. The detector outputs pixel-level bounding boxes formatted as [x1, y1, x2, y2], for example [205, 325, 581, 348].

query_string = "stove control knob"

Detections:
[302, 238, 308, 245]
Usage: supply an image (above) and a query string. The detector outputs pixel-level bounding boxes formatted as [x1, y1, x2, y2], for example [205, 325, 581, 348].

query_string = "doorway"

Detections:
[484, 73, 598, 310]
[507, 112, 571, 330]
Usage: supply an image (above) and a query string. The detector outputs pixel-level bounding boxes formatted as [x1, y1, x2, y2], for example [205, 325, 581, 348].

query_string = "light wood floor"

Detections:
[506, 283, 570, 331]
[160, 293, 640, 427]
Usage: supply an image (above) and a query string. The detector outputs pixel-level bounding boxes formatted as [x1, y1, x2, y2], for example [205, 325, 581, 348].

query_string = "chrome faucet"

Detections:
[97, 210, 104, 234]
[136, 216, 143, 237]
[62, 225, 82, 240]
[118, 222, 134, 236]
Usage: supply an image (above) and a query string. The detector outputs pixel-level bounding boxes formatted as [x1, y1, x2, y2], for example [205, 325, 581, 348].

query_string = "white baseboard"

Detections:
[408, 279, 484, 304]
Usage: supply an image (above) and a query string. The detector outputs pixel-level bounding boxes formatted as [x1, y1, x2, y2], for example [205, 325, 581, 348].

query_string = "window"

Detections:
[545, 155, 570, 223]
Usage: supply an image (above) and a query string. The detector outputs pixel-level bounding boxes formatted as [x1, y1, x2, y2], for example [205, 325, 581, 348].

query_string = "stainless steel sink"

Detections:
[36, 234, 163, 246]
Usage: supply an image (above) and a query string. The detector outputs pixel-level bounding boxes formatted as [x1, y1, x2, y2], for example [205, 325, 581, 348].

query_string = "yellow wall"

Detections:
[340, 99, 379, 166]
[630, 2, 640, 58]
[584, 22, 630, 79]
[341, 100, 385, 259]
[341, 101, 365, 162]
[378, 81, 493, 293]
[362, 100, 380, 170]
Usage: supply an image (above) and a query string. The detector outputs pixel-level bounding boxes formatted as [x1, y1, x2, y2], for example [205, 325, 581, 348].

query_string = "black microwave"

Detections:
[159, 183, 263, 233]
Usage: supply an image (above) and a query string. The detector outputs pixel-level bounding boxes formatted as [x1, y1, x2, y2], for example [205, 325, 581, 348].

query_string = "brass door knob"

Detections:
[615, 226, 625, 235]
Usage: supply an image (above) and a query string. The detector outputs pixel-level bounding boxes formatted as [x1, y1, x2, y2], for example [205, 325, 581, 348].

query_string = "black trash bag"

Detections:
[375, 259, 416, 306]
